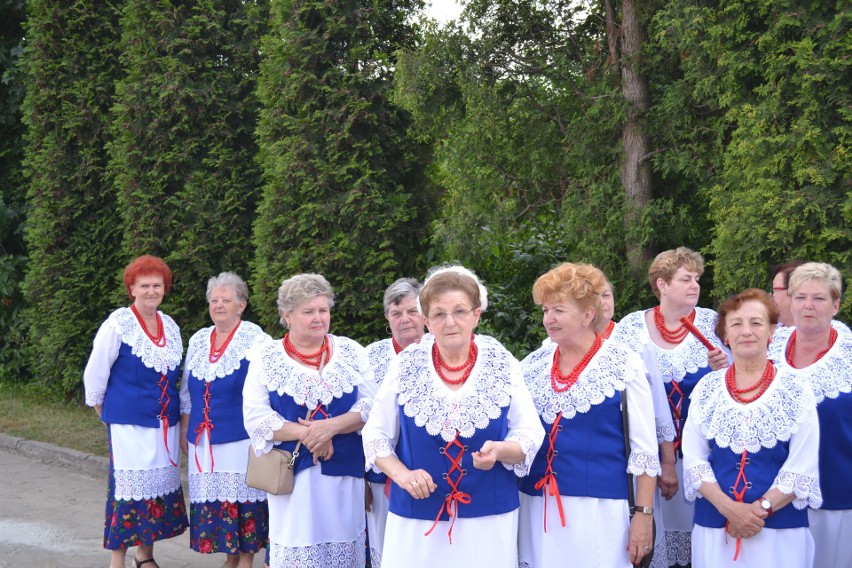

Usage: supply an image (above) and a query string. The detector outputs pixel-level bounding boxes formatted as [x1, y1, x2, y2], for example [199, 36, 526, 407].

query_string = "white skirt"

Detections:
[809, 508, 852, 568]
[691, 525, 814, 567]
[381, 509, 518, 568]
[366, 480, 390, 567]
[187, 434, 267, 503]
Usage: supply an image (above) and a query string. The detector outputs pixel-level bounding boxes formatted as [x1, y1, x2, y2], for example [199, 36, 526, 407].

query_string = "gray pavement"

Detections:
[0, 434, 265, 567]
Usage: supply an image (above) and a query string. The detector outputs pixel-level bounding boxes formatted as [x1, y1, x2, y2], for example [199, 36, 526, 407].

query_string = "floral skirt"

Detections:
[190, 499, 269, 554]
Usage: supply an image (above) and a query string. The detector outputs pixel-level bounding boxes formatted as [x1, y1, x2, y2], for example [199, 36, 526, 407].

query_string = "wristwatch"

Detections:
[759, 497, 774, 516]
[635, 506, 654, 515]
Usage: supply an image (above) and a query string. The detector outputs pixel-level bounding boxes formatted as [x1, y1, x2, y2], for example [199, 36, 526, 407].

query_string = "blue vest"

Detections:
[694, 441, 808, 529]
[520, 390, 628, 499]
[101, 343, 181, 427]
[389, 405, 519, 521]
[817, 390, 852, 509]
[185, 359, 250, 445]
[269, 387, 363, 478]
[667, 366, 708, 453]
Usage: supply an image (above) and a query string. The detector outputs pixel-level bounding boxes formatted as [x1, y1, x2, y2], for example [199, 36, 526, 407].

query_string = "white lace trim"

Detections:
[612, 308, 720, 383]
[252, 335, 367, 409]
[369, 545, 383, 568]
[113, 464, 182, 501]
[657, 421, 676, 443]
[683, 463, 717, 502]
[628, 452, 661, 477]
[396, 335, 515, 442]
[364, 438, 395, 473]
[522, 340, 631, 423]
[251, 413, 285, 455]
[109, 307, 183, 373]
[184, 321, 267, 383]
[503, 430, 539, 477]
[769, 321, 852, 404]
[86, 391, 105, 406]
[366, 338, 395, 386]
[270, 529, 366, 568]
[689, 367, 815, 453]
[188, 471, 268, 503]
[179, 398, 192, 415]
[665, 531, 691, 567]
[772, 469, 822, 509]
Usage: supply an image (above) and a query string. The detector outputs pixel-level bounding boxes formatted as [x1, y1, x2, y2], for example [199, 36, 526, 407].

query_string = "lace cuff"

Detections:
[657, 422, 676, 443]
[85, 390, 105, 407]
[350, 398, 372, 423]
[502, 431, 538, 477]
[251, 413, 285, 455]
[772, 469, 823, 510]
[627, 451, 661, 477]
[684, 463, 716, 502]
[180, 398, 192, 415]
[364, 438, 396, 473]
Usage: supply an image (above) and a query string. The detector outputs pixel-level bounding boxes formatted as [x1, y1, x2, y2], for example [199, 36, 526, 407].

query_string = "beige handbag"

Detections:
[246, 350, 326, 495]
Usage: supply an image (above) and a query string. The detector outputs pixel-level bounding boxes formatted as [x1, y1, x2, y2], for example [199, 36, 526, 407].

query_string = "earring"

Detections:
[724, 339, 729, 345]
[385, 325, 392, 335]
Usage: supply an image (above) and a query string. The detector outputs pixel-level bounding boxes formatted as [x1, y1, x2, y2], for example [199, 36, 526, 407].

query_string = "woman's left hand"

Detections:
[298, 417, 337, 449]
[627, 512, 654, 565]
[472, 440, 501, 470]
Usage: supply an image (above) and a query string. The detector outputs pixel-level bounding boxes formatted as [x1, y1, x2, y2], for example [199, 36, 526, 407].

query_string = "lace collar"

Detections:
[250, 334, 366, 408]
[109, 307, 183, 373]
[185, 321, 267, 382]
[366, 338, 395, 386]
[612, 307, 721, 383]
[521, 340, 631, 424]
[768, 320, 852, 404]
[689, 367, 815, 453]
[395, 334, 515, 442]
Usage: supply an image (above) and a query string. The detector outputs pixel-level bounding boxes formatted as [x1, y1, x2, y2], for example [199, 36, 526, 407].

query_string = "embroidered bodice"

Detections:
[111, 306, 183, 373]
[185, 321, 267, 382]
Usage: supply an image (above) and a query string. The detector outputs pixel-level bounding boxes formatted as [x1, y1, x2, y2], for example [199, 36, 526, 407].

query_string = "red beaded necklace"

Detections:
[209, 321, 241, 363]
[785, 327, 837, 369]
[725, 361, 775, 404]
[551, 334, 603, 393]
[283, 333, 330, 369]
[600, 320, 615, 340]
[392, 337, 404, 354]
[653, 306, 695, 344]
[433, 336, 478, 385]
[130, 304, 165, 347]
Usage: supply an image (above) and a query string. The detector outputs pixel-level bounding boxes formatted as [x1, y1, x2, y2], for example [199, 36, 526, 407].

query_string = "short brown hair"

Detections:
[715, 288, 779, 341]
[648, 247, 704, 299]
[532, 263, 607, 328]
[419, 267, 482, 316]
[123, 255, 172, 299]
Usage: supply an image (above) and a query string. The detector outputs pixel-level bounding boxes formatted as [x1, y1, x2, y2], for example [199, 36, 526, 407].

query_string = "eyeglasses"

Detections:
[427, 308, 475, 323]
[771, 287, 788, 295]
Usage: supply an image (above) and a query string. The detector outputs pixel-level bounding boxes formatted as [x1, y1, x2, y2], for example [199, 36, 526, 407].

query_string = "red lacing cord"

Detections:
[667, 381, 685, 455]
[726, 450, 751, 561]
[193, 382, 215, 472]
[533, 412, 566, 532]
[425, 433, 471, 543]
[310, 404, 329, 421]
[157, 373, 177, 467]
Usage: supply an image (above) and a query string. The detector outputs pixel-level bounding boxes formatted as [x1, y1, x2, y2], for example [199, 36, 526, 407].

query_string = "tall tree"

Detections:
[21, 0, 125, 396]
[251, 0, 432, 341]
[110, 0, 269, 332]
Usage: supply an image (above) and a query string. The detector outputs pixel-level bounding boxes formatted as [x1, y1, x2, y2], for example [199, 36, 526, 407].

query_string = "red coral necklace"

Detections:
[433, 336, 478, 385]
[131, 304, 165, 347]
[725, 361, 775, 404]
[653, 306, 694, 344]
[209, 321, 241, 363]
[283, 333, 330, 369]
[785, 328, 837, 368]
[551, 334, 603, 393]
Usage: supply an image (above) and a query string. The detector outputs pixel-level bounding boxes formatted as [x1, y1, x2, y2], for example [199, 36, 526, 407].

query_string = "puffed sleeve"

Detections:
[625, 351, 662, 477]
[639, 349, 677, 444]
[83, 317, 121, 407]
[362, 357, 402, 473]
[502, 357, 546, 477]
[681, 390, 716, 502]
[346, 337, 377, 422]
[242, 340, 286, 456]
[770, 400, 822, 509]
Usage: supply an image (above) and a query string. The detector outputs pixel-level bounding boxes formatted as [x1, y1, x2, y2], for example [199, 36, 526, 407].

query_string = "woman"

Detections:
[83, 255, 187, 568]
[242, 273, 375, 568]
[683, 288, 822, 566]
[364, 277, 426, 567]
[767, 262, 851, 568]
[362, 265, 544, 567]
[519, 263, 658, 567]
[610, 246, 727, 566]
[596, 277, 616, 339]
[179, 272, 269, 567]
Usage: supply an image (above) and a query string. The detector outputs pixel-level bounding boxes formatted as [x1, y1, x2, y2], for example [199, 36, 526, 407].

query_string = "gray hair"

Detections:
[206, 272, 249, 304]
[419, 264, 488, 314]
[383, 278, 422, 314]
[788, 262, 843, 301]
[277, 273, 335, 327]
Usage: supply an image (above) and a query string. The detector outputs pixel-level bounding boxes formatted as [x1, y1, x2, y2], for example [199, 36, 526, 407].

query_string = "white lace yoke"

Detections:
[366, 338, 395, 386]
[184, 321, 267, 382]
[768, 320, 852, 404]
[613, 307, 720, 383]
[396, 334, 514, 442]
[521, 340, 629, 424]
[110, 307, 183, 373]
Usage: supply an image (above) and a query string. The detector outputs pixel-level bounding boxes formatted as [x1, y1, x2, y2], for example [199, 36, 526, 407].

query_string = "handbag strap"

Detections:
[622, 387, 637, 515]
[290, 347, 329, 462]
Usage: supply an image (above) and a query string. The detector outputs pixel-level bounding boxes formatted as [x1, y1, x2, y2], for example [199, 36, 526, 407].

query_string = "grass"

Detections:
[0, 382, 109, 457]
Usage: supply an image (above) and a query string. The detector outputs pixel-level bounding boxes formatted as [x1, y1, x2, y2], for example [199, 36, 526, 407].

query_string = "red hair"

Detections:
[123, 255, 172, 299]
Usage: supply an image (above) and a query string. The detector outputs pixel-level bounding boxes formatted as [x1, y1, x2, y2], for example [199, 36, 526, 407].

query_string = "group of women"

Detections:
[83, 248, 849, 568]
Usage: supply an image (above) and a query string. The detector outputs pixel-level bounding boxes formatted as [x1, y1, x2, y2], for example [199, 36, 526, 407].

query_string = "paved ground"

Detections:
[0, 434, 265, 568]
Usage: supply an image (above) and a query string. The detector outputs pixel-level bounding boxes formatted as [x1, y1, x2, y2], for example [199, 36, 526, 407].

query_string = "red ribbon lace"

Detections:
[425, 432, 471, 543]
[157, 373, 177, 467]
[726, 450, 751, 561]
[667, 381, 685, 455]
[534, 412, 566, 531]
[193, 382, 215, 472]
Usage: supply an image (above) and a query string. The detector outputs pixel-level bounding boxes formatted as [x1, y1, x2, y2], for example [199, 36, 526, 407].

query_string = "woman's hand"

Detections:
[308, 439, 333, 465]
[179, 433, 188, 456]
[658, 461, 678, 500]
[724, 501, 767, 539]
[472, 440, 501, 470]
[298, 417, 337, 449]
[707, 348, 728, 371]
[627, 513, 654, 566]
[396, 468, 437, 500]
[365, 479, 373, 512]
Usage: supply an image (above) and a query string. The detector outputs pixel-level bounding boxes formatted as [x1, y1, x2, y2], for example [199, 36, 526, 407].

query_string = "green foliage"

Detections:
[20, 1, 125, 397]
[109, 0, 270, 336]
[251, 0, 432, 343]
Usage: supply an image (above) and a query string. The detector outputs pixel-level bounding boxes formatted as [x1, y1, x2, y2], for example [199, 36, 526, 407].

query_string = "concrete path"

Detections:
[0, 434, 265, 567]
